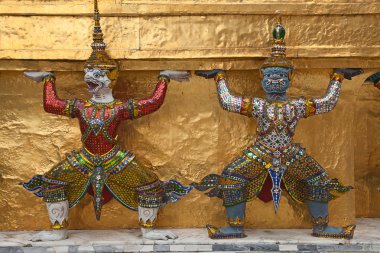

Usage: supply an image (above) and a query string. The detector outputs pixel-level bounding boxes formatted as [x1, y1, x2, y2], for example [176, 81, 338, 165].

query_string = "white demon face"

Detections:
[84, 68, 112, 94]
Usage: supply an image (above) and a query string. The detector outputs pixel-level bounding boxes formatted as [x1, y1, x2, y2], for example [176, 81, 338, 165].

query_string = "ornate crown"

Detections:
[261, 17, 294, 71]
[84, 0, 118, 71]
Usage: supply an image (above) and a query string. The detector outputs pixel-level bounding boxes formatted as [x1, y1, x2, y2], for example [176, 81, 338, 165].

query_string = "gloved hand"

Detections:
[159, 70, 191, 82]
[24, 71, 55, 83]
[334, 68, 363, 80]
[195, 69, 225, 79]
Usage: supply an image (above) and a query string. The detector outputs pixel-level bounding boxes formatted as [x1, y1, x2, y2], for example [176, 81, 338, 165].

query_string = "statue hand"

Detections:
[160, 70, 191, 82]
[24, 71, 55, 83]
[334, 68, 363, 80]
[364, 72, 380, 90]
[195, 69, 225, 79]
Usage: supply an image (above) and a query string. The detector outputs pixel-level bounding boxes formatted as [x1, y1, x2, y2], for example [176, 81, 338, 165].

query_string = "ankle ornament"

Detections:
[227, 216, 245, 227]
[138, 207, 158, 228]
[311, 215, 329, 231]
[51, 219, 68, 230]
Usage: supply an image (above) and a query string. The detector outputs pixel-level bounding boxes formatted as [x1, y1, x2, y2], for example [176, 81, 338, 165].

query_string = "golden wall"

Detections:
[0, 0, 379, 230]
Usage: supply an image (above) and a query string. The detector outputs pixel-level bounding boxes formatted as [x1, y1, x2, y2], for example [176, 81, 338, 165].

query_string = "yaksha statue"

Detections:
[21, 0, 191, 241]
[192, 19, 362, 240]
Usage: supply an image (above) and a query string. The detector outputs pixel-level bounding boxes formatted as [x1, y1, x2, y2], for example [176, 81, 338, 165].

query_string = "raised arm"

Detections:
[298, 68, 363, 118]
[24, 72, 78, 118]
[196, 70, 264, 117]
[119, 70, 190, 120]
[132, 75, 169, 119]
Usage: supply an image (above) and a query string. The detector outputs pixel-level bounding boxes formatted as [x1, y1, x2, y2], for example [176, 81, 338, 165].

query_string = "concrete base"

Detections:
[0, 218, 379, 253]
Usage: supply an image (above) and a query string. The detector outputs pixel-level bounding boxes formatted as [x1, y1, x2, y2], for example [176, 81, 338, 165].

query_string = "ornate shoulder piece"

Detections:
[63, 98, 78, 118]
[304, 99, 316, 118]
[240, 97, 253, 117]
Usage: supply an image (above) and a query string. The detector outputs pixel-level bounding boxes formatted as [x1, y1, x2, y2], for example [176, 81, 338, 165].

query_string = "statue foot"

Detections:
[312, 225, 356, 239]
[31, 230, 68, 241]
[206, 224, 246, 239]
[141, 228, 178, 240]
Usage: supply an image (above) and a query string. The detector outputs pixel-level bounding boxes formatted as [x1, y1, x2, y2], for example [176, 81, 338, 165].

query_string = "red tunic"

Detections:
[43, 76, 168, 155]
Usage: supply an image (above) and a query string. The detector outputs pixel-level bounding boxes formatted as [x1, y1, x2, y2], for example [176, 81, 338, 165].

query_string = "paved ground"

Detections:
[0, 218, 379, 252]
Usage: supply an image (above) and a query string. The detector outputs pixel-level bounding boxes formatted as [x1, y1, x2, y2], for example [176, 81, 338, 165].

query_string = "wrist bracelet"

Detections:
[158, 74, 170, 83]
[330, 72, 344, 82]
[215, 72, 226, 82]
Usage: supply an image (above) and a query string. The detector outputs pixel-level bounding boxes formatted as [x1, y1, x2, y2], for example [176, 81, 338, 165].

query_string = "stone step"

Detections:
[0, 218, 379, 253]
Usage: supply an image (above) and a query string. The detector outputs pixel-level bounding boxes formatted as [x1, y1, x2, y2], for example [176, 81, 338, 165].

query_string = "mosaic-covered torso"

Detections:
[253, 99, 305, 150]
[77, 101, 126, 154]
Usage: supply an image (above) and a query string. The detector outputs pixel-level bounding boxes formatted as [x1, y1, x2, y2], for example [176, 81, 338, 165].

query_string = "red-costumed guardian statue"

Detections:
[21, 0, 191, 241]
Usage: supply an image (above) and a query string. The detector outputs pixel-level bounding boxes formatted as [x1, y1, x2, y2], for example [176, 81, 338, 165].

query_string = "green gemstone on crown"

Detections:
[273, 24, 285, 40]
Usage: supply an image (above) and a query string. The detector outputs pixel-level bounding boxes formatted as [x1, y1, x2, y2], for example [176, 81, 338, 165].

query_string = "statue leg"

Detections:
[114, 159, 190, 240]
[192, 151, 264, 239]
[139, 206, 177, 240]
[31, 201, 69, 241]
[206, 202, 246, 239]
[306, 200, 355, 239]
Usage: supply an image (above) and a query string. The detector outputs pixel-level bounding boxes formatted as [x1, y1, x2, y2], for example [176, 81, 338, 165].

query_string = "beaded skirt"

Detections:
[21, 145, 191, 219]
[192, 143, 352, 210]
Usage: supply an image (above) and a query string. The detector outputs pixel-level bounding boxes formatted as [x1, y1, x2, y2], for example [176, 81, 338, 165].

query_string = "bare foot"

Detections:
[31, 230, 68, 241]
[141, 228, 177, 240]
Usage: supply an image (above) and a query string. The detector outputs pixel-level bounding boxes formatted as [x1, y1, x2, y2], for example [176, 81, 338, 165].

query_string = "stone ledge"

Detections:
[0, 218, 379, 252]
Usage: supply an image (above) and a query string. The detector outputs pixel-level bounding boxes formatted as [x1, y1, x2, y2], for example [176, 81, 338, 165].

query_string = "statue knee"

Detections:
[222, 188, 246, 207]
